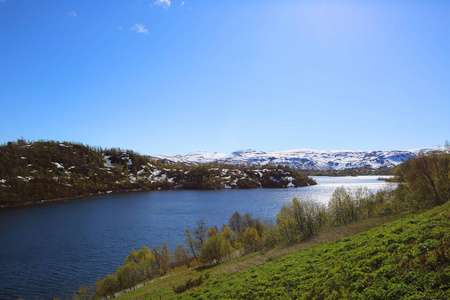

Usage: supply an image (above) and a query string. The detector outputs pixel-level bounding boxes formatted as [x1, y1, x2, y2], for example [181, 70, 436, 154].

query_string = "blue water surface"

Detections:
[0, 176, 394, 299]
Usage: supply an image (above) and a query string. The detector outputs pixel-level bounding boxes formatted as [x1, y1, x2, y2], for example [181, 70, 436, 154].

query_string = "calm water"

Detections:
[0, 176, 393, 299]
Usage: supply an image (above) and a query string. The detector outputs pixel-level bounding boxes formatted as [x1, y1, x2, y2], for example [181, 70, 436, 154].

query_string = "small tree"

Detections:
[200, 234, 225, 265]
[160, 242, 172, 273]
[72, 285, 94, 300]
[291, 198, 307, 238]
[95, 273, 118, 299]
[137, 246, 155, 280]
[125, 249, 139, 264]
[328, 187, 357, 225]
[173, 243, 189, 266]
[184, 228, 198, 260]
[243, 212, 255, 230]
[220, 225, 236, 260]
[228, 211, 243, 236]
[116, 262, 139, 290]
[241, 227, 261, 254]
[193, 219, 208, 252]
[221, 224, 237, 246]
[207, 226, 219, 238]
[151, 246, 161, 270]
[276, 205, 297, 244]
[402, 152, 449, 207]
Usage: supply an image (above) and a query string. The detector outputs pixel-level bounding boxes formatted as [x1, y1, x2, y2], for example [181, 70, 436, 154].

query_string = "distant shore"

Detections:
[0, 184, 317, 209]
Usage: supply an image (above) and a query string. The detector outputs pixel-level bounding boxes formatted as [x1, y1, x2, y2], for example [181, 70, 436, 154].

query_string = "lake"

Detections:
[0, 176, 394, 299]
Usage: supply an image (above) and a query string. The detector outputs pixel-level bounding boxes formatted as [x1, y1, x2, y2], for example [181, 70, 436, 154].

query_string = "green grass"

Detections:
[116, 203, 450, 299]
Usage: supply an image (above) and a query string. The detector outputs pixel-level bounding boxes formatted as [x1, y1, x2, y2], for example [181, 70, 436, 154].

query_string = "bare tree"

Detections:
[184, 228, 198, 261]
[193, 219, 208, 251]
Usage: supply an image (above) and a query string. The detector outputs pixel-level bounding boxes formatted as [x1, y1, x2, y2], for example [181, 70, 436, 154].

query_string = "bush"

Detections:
[173, 274, 209, 294]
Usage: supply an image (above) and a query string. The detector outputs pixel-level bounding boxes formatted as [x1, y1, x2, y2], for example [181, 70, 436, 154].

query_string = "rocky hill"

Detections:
[0, 140, 315, 207]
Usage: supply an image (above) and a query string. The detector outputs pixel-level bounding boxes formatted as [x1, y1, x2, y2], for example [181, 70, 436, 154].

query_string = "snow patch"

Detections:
[103, 155, 112, 167]
[52, 162, 64, 169]
[17, 176, 34, 182]
[121, 157, 133, 166]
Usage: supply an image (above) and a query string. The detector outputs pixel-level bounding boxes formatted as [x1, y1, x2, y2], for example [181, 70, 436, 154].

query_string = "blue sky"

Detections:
[1, 0, 449, 155]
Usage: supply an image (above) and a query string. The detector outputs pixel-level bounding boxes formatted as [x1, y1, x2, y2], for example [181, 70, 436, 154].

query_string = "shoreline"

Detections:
[0, 181, 318, 209]
[0, 188, 156, 209]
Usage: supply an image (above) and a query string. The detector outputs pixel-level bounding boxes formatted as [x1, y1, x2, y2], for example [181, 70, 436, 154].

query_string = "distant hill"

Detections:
[150, 148, 438, 173]
[0, 140, 315, 207]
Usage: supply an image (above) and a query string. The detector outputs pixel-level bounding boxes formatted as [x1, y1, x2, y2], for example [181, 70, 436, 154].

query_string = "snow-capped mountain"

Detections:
[150, 148, 438, 171]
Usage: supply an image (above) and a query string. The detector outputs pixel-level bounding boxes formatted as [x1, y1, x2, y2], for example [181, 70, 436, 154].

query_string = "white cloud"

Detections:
[154, 0, 171, 8]
[68, 11, 77, 17]
[131, 23, 148, 34]
[181, 1, 185, 6]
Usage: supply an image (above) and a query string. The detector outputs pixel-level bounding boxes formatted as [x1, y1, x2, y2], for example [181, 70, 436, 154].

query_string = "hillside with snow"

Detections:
[150, 148, 438, 171]
[0, 140, 314, 207]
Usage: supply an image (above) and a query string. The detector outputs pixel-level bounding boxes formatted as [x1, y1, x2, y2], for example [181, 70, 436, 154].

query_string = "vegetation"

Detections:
[175, 202, 450, 299]
[69, 150, 449, 299]
[172, 274, 209, 294]
[0, 139, 315, 207]
[394, 151, 450, 208]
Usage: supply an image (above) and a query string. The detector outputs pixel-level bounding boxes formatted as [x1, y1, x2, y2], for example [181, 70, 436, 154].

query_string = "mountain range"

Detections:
[150, 148, 437, 171]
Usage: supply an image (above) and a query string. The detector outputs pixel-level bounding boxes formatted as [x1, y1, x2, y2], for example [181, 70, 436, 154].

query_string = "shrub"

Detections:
[173, 274, 209, 294]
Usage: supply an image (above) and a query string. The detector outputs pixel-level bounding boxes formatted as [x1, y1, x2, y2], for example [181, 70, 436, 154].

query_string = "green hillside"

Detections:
[175, 203, 449, 299]
[111, 203, 448, 300]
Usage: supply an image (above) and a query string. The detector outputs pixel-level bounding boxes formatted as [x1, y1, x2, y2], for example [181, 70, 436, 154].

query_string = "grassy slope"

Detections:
[116, 203, 450, 300]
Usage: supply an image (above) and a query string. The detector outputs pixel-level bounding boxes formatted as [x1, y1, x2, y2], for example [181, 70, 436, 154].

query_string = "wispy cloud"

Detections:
[181, 1, 185, 6]
[131, 23, 148, 34]
[118, 26, 122, 30]
[68, 11, 77, 17]
[154, 0, 171, 8]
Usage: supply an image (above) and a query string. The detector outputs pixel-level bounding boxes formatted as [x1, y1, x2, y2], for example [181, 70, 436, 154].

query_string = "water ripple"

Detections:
[0, 176, 392, 299]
